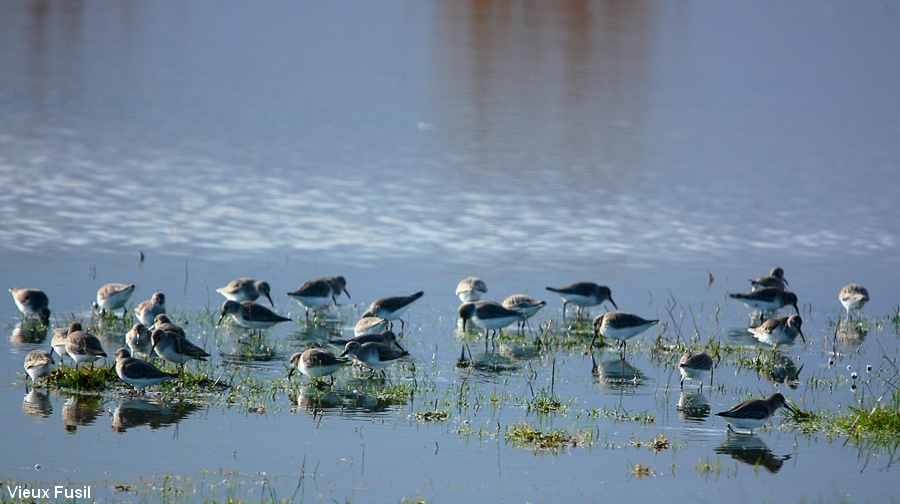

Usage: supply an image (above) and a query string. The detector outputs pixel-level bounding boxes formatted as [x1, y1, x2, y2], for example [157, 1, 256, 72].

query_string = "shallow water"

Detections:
[2, 1, 900, 502]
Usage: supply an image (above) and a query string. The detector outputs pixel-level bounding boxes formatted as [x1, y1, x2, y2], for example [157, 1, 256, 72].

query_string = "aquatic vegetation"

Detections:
[504, 421, 577, 451]
[629, 461, 653, 479]
[525, 388, 565, 415]
[583, 406, 656, 425]
[415, 409, 450, 422]
[47, 364, 118, 392]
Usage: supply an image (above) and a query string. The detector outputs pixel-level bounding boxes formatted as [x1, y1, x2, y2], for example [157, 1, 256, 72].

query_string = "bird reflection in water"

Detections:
[835, 319, 868, 348]
[62, 394, 104, 433]
[111, 398, 202, 433]
[289, 380, 406, 417]
[591, 354, 644, 388]
[22, 389, 52, 419]
[455, 344, 520, 374]
[759, 351, 803, 390]
[714, 432, 792, 473]
[10, 321, 47, 344]
[677, 390, 711, 422]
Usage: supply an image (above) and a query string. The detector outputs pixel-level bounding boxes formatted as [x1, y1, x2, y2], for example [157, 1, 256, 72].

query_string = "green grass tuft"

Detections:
[48, 364, 119, 391]
[504, 421, 575, 451]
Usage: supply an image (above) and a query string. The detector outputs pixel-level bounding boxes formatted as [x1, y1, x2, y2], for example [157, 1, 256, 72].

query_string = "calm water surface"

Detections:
[1, 1, 899, 502]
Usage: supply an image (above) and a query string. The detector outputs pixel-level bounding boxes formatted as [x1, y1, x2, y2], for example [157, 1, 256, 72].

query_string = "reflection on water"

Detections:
[220, 335, 280, 366]
[111, 398, 203, 433]
[455, 345, 520, 376]
[591, 354, 644, 389]
[288, 380, 407, 417]
[1, 2, 897, 267]
[677, 391, 710, 423]
[62, 394, 104, 434]
[714, 432, 792, 474]
[836, 321, 868, 348]
[10, 321, 47, 344]
[22, 389, 52, 419]
[760, 352, 803, 390]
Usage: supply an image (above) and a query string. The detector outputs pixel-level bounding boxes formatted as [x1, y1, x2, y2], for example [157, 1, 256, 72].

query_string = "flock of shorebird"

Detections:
[11, 267, 870, 433]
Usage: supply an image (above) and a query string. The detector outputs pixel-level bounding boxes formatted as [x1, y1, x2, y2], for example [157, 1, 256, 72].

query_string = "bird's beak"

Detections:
[609, 297, 619, 310]
[798, 328, 806, 343]
[265, 293, 274, 307]
[216, 313, 225, 326]
[792, 303, 799, 314]
[288, 367, 295, 380]
[343, 288, 351, 299]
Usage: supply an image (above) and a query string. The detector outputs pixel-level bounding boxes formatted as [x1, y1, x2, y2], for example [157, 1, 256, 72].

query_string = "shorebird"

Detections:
[715, 393, 795, 433]
[839, 284, 869, 319]
[65, 322, 108, 367]
[729, 287, 799, 316]
[287, 279, 334, 320]
[458, 301, 524, 346]
[153, 314, 186, 337]
[361, 291, 424, 331]
[24, 349, 55, 384]
[51, 326, 70, 363]
[288, 348, 349, 383]
[354, 316, 390, 337]
[501, 294, 546, 331]
[94, 283, 135, 317]
[749, 314, 805, 347]
[591, 311, 658, 352]
[217, 300, 291, 331]
[545, 282, 617, 319]
[323, 276, 351, 303]
[115, 348, 178, 393]
[678, 350, 713, 390]
[9, 288, 50, 324]
[134, 292, 166, 326]
[216, 278, 274, 307]
[126, 323, 153, 359]
[328, 330, 406, 353]
[749, 267, 788, 291]
[150, 329, 210, 369]
[339, 341, 410, 378]
[456, 277, 488, 303]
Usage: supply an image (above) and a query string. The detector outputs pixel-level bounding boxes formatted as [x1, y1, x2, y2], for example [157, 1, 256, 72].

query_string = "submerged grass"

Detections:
[504, 421, 577, 451]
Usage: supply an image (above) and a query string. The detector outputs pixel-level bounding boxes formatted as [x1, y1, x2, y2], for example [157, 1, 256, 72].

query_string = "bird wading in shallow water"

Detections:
[501, 294, 546, 332]
[115, 348, 178, 394]
[716, 393, 796, 433]
[287, 279, 334, 320]
[545, 282, 617, 319]
[749, 267, 788, 291]
[591, 311, 658, 353]
[288, 348, 349, 384]
[838, 284, 869, 319]
[339, 341, 409, 378]
[361, 291, 424, 331]
[94, 283, 136, 317]
[678, 350, 713, 390]
[134, 292, 166, 326]
[456, 277, 488, 303]
[216, 278, 274, 307]
[9, 288, 51, 325]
